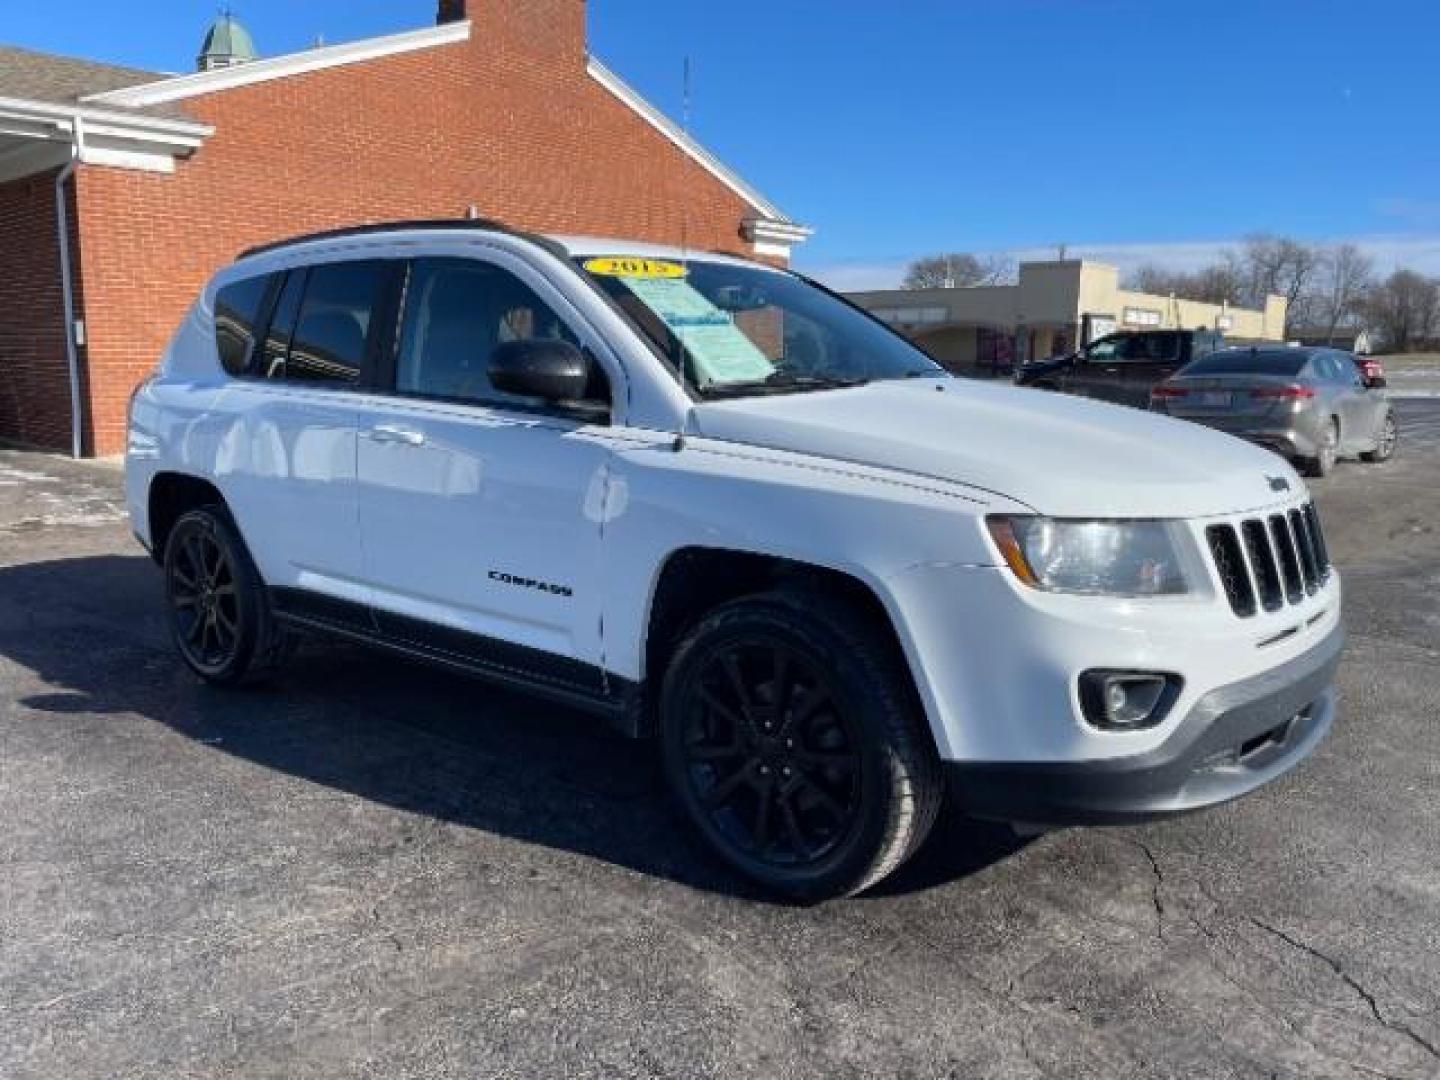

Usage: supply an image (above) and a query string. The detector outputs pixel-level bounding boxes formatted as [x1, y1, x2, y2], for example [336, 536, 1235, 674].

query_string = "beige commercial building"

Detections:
[850, 260, 1288, 375]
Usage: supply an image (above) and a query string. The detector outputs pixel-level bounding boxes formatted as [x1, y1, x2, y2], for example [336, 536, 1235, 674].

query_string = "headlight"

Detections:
[986, 516, 1210, 597]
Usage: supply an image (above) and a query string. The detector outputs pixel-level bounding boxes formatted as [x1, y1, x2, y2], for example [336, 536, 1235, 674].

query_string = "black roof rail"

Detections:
[238, 218, 515, 260]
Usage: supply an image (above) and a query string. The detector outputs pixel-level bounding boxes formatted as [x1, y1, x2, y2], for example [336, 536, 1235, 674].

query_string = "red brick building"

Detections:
[0, 1, 810, 456]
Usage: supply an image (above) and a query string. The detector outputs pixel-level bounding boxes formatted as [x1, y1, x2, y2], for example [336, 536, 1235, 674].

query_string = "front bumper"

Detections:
[945, 621, 1343, 826]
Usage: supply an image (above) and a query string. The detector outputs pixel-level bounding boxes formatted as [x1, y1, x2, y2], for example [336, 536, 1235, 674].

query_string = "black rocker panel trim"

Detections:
[269, 587, 640, 726]
[271, 585, 375, 633]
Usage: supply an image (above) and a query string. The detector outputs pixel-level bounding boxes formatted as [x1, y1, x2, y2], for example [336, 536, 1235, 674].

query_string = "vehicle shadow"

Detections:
[0, 553, 1029, 902]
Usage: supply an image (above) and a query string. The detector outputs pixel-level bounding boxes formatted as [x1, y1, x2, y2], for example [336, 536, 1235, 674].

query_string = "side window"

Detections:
[1085, 337, 1122, 362]
[214, 274, 273, 375]
[260, 270, 306, 380]
[395, 258, 592, 409]
[284, 262, 390, 386]
[1316, 354, 1343, 383]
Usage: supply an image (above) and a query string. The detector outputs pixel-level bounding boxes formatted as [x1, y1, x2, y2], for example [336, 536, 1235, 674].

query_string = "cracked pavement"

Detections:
[2, 401, 1438, 1079]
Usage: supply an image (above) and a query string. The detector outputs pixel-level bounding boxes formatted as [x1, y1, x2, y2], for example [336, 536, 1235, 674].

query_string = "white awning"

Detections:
[0, 96, 212, 182]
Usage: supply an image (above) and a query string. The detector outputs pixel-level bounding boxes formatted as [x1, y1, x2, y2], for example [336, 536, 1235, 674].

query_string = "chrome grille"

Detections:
[1208, 501, 1331, 618]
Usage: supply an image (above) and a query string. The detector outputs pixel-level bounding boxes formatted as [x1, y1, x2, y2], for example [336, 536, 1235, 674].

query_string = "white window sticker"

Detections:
[623, 276, 775, 385]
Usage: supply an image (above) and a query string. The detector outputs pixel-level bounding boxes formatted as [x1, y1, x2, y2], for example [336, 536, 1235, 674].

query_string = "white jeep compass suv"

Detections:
[126, 221, 1343, 900]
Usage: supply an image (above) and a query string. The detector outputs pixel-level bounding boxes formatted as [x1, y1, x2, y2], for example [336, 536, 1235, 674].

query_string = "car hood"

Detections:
[690, 378, 1304, 518]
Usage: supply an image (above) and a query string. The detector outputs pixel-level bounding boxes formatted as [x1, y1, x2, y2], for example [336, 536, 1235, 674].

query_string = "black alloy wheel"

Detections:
[679, 638, 863, 870]
[169, 525, 242, 675]
[163, 506, 290, 686]
[660, 590, 943, 901]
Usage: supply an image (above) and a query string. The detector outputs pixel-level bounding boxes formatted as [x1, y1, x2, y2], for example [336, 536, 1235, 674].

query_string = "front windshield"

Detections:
[574, 255, 943, 397]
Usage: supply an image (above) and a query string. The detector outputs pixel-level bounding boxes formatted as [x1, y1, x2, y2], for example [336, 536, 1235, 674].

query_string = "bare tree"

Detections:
[1363, 269, 1440, 352]
[1233, 234, 1321, 331]
[1315, 244, 1375, 342]
[903, 253, 1015, 290]
[1123, 263, 1239, 305]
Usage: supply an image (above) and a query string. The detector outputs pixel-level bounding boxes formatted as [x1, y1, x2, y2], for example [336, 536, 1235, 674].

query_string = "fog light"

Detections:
[1079, 671, 1181, 731]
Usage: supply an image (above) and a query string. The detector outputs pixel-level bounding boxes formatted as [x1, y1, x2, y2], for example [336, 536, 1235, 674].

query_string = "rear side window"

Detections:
[214, 275, 273, 375]
[1183, 351, 1307, 377]
[284, 262, 390, 386]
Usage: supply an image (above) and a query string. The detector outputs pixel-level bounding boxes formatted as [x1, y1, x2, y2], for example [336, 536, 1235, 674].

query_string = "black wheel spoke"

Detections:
[699, 688, 744, 728]
[214, 605, 238, 638]
[776, 792, 813, 860]
[771, 651, 791, 711]
[794, 773, 846, 822]
[186, 535, 209, 581]
[185, 612, 205, 643]
[704, 763, 754, 810]
[752, 780, 774, 854]
[721, 653, 753, 712]
[782, 684, 829, 735]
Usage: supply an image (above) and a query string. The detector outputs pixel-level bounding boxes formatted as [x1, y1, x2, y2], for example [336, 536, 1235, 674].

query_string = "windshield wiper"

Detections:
[701, 374, 871, 399]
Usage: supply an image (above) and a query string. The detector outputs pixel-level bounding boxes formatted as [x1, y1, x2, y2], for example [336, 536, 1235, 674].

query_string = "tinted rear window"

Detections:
[214, 275, 273, 375]
[284, 261, 391, 385]
[1183, 351, 1307, 377]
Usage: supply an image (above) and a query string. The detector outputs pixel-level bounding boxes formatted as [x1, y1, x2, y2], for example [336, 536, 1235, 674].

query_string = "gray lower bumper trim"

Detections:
[945, 622, 1344, 825]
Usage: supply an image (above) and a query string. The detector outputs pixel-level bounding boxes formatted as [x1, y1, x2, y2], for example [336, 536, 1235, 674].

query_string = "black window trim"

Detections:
[370, 255, 615, 426]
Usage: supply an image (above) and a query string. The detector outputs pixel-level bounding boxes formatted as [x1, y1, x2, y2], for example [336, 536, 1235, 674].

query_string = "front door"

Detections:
[1066, 335, 1127, 401]
[355, 254, 618, 694]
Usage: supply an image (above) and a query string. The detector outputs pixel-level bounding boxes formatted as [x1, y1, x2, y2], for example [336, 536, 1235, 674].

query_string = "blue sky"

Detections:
[8, 1, 1439, 286]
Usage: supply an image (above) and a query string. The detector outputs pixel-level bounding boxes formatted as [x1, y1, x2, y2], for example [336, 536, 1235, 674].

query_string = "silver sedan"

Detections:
[1149, 346, 1397, 477]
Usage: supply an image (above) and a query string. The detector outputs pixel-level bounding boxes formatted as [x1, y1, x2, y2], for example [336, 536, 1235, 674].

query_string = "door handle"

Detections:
[368, 424, 426, 447]
[1103, 367, 1119, 375]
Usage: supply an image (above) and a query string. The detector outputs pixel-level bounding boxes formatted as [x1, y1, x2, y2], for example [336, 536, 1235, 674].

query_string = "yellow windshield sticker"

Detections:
[583, 257, 688, 279]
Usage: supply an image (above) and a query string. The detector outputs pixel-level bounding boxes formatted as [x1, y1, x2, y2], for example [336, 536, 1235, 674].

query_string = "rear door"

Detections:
[218, 259, 395, 624]
[1329, 351, 1385, 452]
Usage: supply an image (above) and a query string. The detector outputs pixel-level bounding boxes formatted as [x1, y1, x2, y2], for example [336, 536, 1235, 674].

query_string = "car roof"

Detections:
[236, 220, 767, 270]
[1207, 345, 1335, 359]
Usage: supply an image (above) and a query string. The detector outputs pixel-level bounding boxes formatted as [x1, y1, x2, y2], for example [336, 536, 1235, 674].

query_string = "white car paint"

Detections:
[126, 226, 1341, 775]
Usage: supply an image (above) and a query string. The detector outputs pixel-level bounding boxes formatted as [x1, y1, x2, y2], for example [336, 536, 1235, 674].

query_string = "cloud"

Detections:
[801, 233, 1440, 291]
[1375, 198, 1440, 228]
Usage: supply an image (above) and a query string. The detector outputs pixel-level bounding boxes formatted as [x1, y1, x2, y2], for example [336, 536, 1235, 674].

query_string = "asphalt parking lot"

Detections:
[2, 402, 1438, 1080]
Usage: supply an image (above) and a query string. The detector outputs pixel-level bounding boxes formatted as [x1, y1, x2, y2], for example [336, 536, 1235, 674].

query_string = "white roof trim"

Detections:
[82, 20, 472, 108]
[587, 57, 797, 227]
[744, 217, 814, 244]
[0, 95, 213, 146]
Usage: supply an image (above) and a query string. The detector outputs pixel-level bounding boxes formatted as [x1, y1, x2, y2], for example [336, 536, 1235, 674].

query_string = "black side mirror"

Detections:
[1365, 375, 1387, 390]
[489, 340, 591, 402]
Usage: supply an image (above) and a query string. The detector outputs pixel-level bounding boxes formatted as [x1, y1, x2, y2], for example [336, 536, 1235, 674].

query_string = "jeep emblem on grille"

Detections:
[1267, 475, 1291, 493]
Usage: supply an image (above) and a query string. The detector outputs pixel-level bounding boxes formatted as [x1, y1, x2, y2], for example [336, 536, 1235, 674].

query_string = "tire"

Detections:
[1301, 418, 1340, 478]
[163, 506, 291, 687]
[1361, 412, 1397, 463]
[659, 587, 942, 901]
